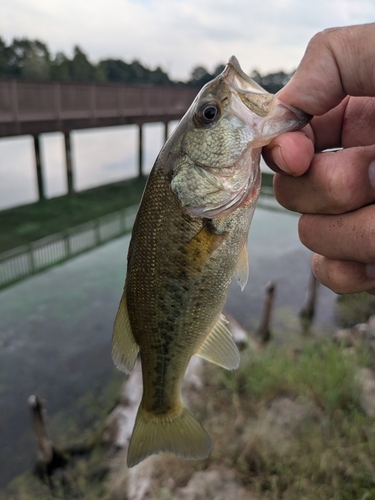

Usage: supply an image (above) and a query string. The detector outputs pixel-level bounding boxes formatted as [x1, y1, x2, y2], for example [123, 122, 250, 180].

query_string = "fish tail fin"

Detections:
[127, 401, 212, 468]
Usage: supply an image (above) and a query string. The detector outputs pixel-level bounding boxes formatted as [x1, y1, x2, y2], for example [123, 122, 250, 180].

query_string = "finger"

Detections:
[311, 254, 375, 294]
[264, 96, 375, 175]
[310, 96, 375, 151]
[341, 96, 375, 148]
[273, 145, 375, 214]
[262, 129, 315, 176]
[299, 205, 375, 264]
[277, 24, 375, 116]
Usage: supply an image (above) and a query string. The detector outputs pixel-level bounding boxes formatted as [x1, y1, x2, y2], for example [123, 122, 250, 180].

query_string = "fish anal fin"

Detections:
[196, 314, 240, 370]
[236, 242, 249, 291]
[181, 225, 226, 275]
[112, 292, 139, 374]
[127, 402, 212, 468]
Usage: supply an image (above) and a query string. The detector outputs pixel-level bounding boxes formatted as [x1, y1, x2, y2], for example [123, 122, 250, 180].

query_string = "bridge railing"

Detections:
[0, 79, 198, 136]
[0, 205, 138, 288]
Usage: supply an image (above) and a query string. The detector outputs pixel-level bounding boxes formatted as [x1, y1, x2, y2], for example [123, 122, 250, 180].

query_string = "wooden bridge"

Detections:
[0, 79, 197, 199]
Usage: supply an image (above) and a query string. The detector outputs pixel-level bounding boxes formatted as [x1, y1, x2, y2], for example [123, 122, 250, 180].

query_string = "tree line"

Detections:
[0, 37, 292, 91]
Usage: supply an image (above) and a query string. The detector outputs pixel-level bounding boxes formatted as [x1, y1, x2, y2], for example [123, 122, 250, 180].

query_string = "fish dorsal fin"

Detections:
[235, 242, 249, 291]
[195, 315, 240, 370]
[112, 292, 139, 374]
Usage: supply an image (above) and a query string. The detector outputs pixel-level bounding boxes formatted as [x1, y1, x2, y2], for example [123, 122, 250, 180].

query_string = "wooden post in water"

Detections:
[28, 395, 69, 490]
[64, 132, 74, 195]
[300, 269, 319, 335]
[28, 395, 53, 465]
[138, 124, 143, 177]
[33, 135, 45, 201]
[257, 281, 276, 344]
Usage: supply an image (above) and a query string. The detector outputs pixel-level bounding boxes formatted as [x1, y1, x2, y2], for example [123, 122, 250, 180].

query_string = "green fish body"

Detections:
[112, 57, 309, 467]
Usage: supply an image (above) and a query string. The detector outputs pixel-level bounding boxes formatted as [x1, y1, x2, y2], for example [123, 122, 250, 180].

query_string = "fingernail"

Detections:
[273, 146, 292, 174]
[366, 264, 375, 279]
[369, 160, 375, 188]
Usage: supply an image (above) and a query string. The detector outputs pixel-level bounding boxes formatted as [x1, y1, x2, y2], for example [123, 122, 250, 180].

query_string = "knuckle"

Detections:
[324, 260, 354, 294]
[308, 28, 340, 52]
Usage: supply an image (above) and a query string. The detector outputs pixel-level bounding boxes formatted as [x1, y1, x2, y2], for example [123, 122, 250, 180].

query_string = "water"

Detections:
[0, 207, 337, 487]
[0, 121, 178, 210]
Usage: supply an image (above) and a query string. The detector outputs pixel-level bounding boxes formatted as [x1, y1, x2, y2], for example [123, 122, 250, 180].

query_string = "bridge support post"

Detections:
[33, 135, 45, 201]
[138, 124, 143, 177]
[164, 121, 169, 143]
[64, 132, 74, 195]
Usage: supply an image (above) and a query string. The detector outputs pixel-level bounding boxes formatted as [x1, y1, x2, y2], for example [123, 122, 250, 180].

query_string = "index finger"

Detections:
[278, 24, 375, 116]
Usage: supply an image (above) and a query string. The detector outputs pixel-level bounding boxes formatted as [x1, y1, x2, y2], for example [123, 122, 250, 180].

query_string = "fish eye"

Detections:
[194, 101, 221, 126]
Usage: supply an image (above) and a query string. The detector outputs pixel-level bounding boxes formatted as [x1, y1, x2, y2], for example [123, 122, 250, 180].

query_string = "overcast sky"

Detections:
[1, 0, 375, 81]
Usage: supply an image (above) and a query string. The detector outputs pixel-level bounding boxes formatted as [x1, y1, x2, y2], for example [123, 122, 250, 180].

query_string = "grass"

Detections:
[199, 337, 375, 499]
[336, 292, 375, 328]
[0, 176, 146, 253]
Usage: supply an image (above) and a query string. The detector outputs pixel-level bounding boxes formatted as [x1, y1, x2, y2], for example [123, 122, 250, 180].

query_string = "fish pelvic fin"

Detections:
[127, 402, 212, 468]
[196, 314, 240, 370]
[112, 292, 139, 374]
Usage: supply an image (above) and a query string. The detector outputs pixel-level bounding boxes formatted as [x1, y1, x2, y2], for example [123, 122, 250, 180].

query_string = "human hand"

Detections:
[263, 23, 375, 294]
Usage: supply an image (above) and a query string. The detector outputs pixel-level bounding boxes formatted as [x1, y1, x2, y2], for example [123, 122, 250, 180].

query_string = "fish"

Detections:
[112, 56, 310, 468]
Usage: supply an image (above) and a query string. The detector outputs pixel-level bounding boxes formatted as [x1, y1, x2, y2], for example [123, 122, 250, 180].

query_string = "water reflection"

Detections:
[0, 207, 337, 487]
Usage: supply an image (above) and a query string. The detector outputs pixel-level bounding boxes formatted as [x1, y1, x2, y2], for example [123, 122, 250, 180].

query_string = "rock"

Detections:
[356, 368, 375, 417]
[332, 328, 355, 346]
[366, 316, 375, 340]
[127, 456, 165, 500]
[174, 469, 257, 500]
[332, 323, 368, 347]
[184, 355, 205, 391]
[104, 361, 142, 449]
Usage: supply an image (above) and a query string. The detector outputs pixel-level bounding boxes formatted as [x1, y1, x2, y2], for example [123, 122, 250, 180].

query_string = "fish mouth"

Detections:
[221, 56, 311, 129]
[221, 56, 277, 118]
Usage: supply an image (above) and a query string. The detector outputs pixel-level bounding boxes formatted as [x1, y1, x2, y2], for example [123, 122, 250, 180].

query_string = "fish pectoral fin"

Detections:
[112, 292, 139, 374]
[196, 314, 240, 370]
[180, 224, 226, 275]
[127, 402, 212, 468]
[235, 242, 249, 291]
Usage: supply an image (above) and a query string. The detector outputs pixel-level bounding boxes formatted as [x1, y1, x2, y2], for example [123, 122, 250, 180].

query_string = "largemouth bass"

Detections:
[112, 57, 309, 468]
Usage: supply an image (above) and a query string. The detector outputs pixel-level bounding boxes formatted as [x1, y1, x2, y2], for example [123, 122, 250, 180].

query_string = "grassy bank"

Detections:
[0, 177, 146, 253]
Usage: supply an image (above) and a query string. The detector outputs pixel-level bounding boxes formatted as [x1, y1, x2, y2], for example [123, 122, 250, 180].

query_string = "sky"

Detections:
[1, 0, 375, 81]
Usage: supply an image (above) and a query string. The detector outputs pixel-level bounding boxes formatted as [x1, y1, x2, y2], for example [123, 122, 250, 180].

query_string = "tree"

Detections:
[69, 46, 96, 81]
[0, 37, 13, 76]
[50, 52, 71, 81]
[9, 38, 51, 79]
[250, 69, 292, 93]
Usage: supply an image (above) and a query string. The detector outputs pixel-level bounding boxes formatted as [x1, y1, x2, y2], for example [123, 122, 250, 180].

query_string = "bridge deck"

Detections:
[0, 79, 197, 137]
